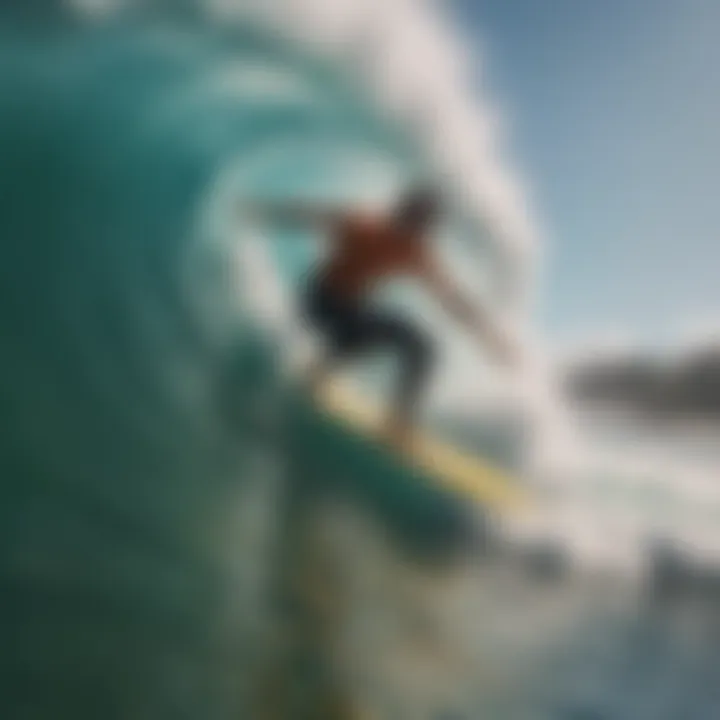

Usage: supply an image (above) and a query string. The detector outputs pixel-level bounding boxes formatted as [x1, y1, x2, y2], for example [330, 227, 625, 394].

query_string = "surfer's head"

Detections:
[393, 186, 442, 233]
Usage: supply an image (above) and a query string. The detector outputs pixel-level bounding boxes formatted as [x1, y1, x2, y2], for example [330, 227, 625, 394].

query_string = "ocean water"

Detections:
[2, 3, 718, 719]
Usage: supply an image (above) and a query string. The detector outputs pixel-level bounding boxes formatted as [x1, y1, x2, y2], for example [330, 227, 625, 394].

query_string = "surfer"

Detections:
[243, 187, 518, 449]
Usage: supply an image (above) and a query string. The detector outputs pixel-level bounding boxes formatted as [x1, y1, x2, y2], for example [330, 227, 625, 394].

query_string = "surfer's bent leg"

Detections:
[377, 314, 434, 426]
[300, 277, 361, 391]
[302, 279, 435, 434]
[338, 310, 435, 438]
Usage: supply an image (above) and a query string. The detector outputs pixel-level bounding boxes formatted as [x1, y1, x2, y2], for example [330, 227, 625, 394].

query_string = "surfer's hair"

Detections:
[394, 186, 442, 229]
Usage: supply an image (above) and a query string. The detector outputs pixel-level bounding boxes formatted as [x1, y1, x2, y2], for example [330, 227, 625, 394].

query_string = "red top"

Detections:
[320, 215, 429, 298]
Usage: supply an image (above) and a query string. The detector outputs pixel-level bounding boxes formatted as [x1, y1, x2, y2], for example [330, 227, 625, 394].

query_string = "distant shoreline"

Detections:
[563, 348, 720, 423]
[569, 398, 720, 428]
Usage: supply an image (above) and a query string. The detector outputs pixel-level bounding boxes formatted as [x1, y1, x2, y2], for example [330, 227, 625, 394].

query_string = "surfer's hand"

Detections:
[485, 325, 520, 369]
[237, 200, 262, 223]
[498, 336, 521, 369]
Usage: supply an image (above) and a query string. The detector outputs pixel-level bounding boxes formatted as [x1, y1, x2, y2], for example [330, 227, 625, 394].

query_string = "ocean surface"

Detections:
[2, 3, 718, 718]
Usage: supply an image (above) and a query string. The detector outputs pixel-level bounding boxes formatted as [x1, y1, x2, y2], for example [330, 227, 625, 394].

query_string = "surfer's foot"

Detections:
[382, 416, 416, 453]
[301, 357, 332, 398]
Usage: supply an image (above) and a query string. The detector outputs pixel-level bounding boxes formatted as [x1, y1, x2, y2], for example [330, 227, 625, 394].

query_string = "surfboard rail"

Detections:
[314, 380, 529, 514]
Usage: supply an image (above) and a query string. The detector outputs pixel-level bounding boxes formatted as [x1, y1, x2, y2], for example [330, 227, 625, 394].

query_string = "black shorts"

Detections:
[302, 276, 429, 359]
[302, 275, 435, 414]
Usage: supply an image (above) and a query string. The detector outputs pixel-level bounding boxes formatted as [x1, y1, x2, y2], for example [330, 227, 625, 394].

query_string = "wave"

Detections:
[5, 3, 720, 718]
[0, 3, 540, 716]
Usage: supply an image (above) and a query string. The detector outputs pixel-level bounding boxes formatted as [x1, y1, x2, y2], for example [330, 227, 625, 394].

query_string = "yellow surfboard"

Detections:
[313, 380, 529, 513]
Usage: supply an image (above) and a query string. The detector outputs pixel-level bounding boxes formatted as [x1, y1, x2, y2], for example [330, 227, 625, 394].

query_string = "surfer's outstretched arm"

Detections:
[421, 263, 518, 367]
[239, 199, 346, 230]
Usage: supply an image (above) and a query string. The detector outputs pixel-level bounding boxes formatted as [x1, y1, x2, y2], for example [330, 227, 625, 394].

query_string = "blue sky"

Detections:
[451, 0, 720, 350]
